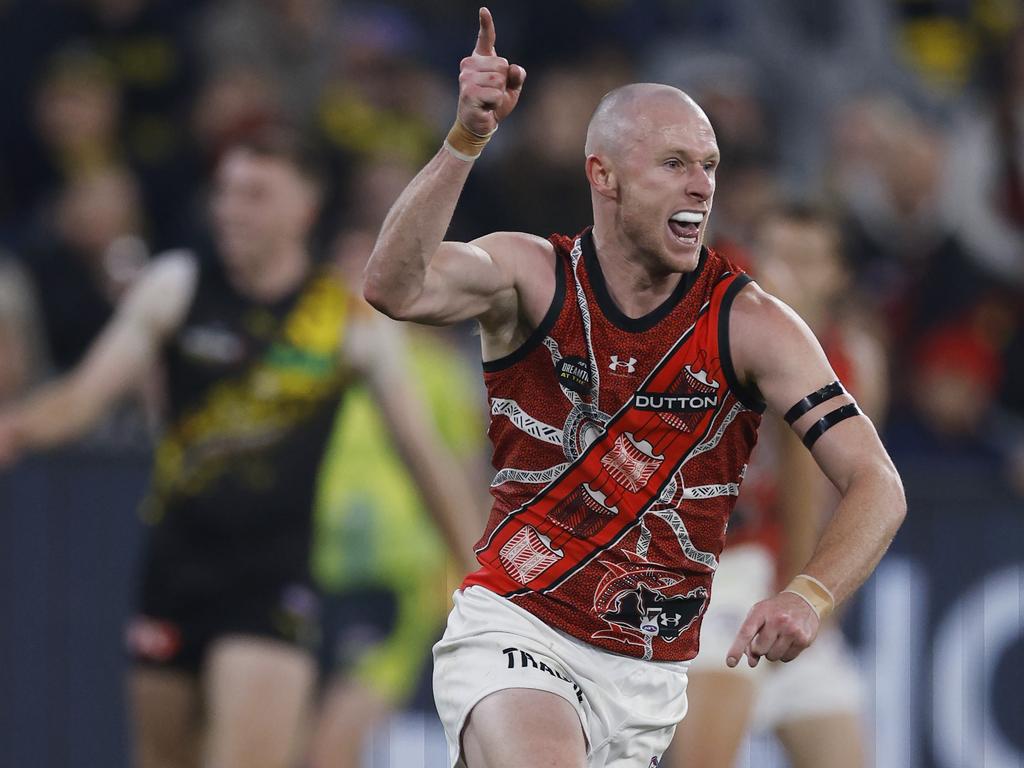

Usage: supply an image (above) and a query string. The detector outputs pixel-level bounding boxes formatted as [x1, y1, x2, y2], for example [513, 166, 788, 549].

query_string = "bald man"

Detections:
[364, 8, 905, 768]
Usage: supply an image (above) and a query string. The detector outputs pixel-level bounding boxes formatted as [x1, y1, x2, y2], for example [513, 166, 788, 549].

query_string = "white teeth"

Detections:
[670, 211, 704, 224]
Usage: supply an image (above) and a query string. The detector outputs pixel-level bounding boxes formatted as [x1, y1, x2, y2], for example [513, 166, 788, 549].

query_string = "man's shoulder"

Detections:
[471, 231, 557, 266]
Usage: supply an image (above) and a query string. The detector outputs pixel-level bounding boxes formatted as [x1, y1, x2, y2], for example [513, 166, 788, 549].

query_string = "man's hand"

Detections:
[725, 591, 821, 668]
[457, 7, 526, 136]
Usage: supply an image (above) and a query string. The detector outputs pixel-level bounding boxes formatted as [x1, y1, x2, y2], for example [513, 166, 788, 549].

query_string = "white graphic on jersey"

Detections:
[561, 402, 610, 462]
[684, 363, 719, 390]
[681, 483, 740, 499]
[636, 508, 719, 570]
[609, 355, 637, 374]
[681, 402, 744, 464]
[491, 464, 570, 488]
[600, 433, 663, 492]
[500, 525, 562, 583]
[652, 402, 744, 508]
[569, 238, 601, 408]
[490, 398, 563, 445]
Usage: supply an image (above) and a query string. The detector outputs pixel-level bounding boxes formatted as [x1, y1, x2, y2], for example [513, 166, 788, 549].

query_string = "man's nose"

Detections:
[686, 167, 713, 201]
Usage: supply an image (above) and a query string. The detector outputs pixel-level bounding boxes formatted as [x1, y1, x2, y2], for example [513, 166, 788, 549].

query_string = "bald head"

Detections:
[585, 83, 712, 160]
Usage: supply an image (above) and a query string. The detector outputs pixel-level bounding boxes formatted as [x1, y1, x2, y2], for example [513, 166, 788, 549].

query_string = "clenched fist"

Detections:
[457, 7, 526, 137]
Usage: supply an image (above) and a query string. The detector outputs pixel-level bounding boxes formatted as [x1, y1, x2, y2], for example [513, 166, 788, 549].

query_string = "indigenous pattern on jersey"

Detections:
[140, 258, 354, 594]
[463, 229, 765, 661]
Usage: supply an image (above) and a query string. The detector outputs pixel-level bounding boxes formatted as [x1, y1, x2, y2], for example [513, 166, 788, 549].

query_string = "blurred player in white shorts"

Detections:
[668, 204, 886, 768]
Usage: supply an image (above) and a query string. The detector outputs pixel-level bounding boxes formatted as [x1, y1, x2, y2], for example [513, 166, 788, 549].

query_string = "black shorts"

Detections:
[127, 528, 321, 674]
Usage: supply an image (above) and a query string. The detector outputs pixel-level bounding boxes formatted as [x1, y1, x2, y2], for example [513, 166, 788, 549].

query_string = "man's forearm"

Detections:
[363, 148, 475, 316]
[6, 375, 102, 453]
[801, 464, 906, 606]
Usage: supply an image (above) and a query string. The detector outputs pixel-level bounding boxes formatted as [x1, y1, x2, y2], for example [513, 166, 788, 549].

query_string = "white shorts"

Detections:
[432, 586, 690, 768]
[753, 622, 865, 729]
[689, 543, 775, 676]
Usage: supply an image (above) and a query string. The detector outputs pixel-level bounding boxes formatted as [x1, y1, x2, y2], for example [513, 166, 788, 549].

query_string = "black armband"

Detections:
[783, 381, 846, 425]
[802, 403, 862, 449]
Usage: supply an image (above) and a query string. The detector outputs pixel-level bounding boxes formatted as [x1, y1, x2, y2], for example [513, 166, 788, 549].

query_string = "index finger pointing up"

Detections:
[475, 7, 496, 56]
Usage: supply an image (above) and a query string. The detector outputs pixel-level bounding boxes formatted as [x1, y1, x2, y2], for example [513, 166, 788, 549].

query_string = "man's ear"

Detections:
[586, 154, 618, 200]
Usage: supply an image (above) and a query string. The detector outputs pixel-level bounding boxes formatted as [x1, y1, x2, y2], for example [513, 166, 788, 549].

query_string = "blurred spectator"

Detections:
[71, 0, 202, 248]
[192, 65, 285, 169]
[893, 0, 1021, 97]
[827, 94, 1000, 344]
[911, 323, 1002, 442]
[947, 23, 1024, 285]
[315, 6, 446, 166]
[35, 46, 122, 180]
[0, 255, 49, 403]
[198, 0, 334, 122]
[4, 44, 127, 242]
[25, 166, 148, 372]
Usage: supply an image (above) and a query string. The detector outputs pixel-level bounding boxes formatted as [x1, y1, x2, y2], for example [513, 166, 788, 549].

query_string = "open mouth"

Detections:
[668, 210, 704, 243]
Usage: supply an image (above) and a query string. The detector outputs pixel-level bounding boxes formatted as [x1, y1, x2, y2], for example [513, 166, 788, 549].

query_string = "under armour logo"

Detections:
[609, 355, 637, 374]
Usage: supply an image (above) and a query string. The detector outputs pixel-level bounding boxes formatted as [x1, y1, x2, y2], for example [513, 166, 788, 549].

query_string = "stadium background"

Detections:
[0, 0, 1022, 766]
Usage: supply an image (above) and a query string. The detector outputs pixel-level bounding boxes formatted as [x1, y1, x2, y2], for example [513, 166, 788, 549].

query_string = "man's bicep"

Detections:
[402, 232, 551, 325]
[414, 239, 516, 324]
[732, 285, 878, 487]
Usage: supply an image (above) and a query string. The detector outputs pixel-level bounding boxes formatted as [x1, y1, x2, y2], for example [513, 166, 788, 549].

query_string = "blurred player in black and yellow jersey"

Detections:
[0, 127, 480, 768]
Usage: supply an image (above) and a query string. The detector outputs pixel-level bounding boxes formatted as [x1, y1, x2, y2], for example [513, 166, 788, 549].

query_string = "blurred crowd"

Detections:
[1, 0, 1023, 484]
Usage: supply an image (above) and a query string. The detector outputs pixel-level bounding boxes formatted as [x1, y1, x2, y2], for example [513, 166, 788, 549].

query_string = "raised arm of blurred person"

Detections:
[344, 307, 483, 574]
[0, 252, 197, 466]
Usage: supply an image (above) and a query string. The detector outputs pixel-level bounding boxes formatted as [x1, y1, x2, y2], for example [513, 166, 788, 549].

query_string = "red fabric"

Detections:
[463, 231, 762, 661]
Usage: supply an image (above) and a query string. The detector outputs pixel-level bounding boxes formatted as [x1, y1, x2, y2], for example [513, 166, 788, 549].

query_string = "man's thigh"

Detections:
[203, 635, 317, 768]
[463, 689, 587, 768]
[433, 587, 689, 768]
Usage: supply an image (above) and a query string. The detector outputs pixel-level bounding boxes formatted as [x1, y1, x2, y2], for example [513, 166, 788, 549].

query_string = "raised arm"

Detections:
[362, 8, 546, 331]
[725, 283, 906, 668]
[0, 252, 197, 465]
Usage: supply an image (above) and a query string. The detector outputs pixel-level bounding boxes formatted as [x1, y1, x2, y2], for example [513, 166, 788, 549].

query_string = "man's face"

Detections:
[211, 149, 318, 271]
[612, 100, 719, 273]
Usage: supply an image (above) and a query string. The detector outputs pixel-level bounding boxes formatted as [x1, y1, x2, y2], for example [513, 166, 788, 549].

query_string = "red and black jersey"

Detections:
[463, 228, 765, 661]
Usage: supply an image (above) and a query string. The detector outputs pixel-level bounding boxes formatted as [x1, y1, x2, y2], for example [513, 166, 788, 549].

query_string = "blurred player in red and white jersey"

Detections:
[669, 203, 887, 768]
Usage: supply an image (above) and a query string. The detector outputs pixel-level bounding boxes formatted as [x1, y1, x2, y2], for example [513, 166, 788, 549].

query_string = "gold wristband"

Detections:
[782, 574, 835, 619]
[444, 119, 495, 161]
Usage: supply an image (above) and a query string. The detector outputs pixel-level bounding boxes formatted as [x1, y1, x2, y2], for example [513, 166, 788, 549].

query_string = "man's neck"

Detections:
[228, 243, 311, 303]
[591, 223, 683, 319]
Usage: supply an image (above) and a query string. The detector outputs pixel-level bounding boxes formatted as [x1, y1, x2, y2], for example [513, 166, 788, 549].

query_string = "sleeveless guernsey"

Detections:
[465, 228, 765, 661]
